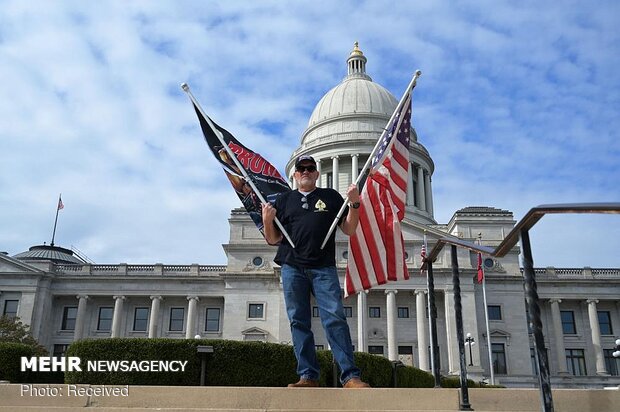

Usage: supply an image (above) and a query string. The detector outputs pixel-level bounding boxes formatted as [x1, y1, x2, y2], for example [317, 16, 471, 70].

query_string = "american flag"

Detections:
[344, 91, 412, 296]
[420, 241, 427, 273]
[57, 196, 64, 211]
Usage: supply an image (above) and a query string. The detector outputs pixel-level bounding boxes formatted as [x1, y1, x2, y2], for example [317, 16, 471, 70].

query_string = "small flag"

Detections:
[420, 242, 427, 273]
[477, 252, 484, 284]
[57, 196, 64, 211]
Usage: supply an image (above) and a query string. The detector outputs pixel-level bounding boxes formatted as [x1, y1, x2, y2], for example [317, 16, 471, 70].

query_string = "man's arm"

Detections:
[339, 184, 360, 236]
[262, 202, 283, 245]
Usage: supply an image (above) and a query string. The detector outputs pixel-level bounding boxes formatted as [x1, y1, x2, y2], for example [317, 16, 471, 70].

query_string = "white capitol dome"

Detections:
[288, 43, 435, 225]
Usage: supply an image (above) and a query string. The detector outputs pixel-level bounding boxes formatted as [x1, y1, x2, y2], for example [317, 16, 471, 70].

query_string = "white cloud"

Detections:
[0, 0, 618, 268]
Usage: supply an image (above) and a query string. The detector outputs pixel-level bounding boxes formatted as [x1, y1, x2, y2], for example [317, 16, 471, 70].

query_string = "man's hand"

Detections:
[262, 202, 277, 223]
[346, 184, 360, 204]
[261, 202, 282, 245]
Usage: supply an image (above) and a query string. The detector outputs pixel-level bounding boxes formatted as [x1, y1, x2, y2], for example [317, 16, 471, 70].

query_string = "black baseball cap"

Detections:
[294, 155, 317, 168]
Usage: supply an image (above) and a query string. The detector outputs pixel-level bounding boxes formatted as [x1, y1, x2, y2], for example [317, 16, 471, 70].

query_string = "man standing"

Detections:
[262, 155, 370, 388]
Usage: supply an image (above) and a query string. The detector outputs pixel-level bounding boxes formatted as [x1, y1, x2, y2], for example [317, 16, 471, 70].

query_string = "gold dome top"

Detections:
[349, 41, 364, 57]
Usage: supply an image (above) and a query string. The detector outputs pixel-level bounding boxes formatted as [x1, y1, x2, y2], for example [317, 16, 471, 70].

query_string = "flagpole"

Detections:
[181, 83, 296, 248]
[50, 194, 61, 247]
[319, 70, 422, 250]
[479, 234, 495, 385]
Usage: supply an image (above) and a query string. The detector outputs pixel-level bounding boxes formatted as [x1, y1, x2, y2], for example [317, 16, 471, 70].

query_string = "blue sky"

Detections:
[1, 1, 618, 267]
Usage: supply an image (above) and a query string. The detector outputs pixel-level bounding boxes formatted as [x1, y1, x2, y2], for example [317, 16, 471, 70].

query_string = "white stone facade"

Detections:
[1, 44, 619, 388]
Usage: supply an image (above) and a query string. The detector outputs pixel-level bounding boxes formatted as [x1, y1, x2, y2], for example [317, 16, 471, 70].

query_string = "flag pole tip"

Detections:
[181, 83, 189, 92]
[415, 70, 422, 77]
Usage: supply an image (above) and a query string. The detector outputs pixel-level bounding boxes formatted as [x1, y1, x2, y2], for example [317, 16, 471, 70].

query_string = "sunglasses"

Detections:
[296, 165, 317, 173]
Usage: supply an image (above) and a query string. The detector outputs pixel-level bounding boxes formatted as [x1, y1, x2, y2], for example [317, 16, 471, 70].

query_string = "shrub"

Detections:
[440, 375, 480, 388]
[0, 342, 33, 382]
[65, 338, 437, 387]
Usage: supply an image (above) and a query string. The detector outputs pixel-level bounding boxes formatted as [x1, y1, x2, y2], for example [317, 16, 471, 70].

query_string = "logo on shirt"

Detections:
[314, 199, 327, 212]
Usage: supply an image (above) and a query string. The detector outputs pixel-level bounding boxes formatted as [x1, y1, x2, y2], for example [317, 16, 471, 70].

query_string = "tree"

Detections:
[0, 315, 47, 355]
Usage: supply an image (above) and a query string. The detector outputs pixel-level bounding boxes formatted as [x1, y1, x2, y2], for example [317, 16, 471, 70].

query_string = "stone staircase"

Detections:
[0, 384, 618, 411]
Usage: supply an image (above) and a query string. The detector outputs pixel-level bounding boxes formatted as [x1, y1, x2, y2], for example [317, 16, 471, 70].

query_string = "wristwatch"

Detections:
[349, 201, 361, 209]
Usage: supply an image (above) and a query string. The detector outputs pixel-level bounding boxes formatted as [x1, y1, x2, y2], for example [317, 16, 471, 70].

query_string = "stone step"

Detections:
[0, 384, 618, 411]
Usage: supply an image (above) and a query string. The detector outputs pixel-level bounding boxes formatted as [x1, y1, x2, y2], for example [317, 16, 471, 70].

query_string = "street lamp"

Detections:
[465, 333, 476, 366]
[613, 338, 620, 358]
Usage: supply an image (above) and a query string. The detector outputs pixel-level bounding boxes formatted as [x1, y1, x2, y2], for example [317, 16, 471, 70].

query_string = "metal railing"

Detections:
[420, 202, 620, 412]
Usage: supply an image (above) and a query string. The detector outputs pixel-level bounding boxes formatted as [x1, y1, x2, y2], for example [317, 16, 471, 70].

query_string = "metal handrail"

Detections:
[418, 202, 620, 412]
[421, 202, 620, 269]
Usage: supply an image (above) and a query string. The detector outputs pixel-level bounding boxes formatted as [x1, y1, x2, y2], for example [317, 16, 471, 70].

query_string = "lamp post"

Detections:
[613, 338, 620, 358]
[465, 333, 476, 367]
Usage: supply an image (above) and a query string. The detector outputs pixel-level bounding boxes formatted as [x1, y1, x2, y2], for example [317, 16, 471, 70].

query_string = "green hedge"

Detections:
[65, 338, 438, 387]
[0, 342, 64, 383]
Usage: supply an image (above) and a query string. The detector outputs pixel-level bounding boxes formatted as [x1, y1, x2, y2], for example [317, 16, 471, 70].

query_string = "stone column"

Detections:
[351, 154, 359, 183]
[111, 295, 126, 338]
[316, 159, 321, 186]
[406, 163, 414, 206]
[357, 290, 367, 352]
[586, 299, 608, 375]
[332, 156, 339, 192]
[444, 289, 458, 374]
[549, 299, 568, 374]
[416, 290, 429, 371]
[74, 295, 89, 341]
[424, 172, 433, 215]
[386, 290, 398, 361]
[148, 296, 163, 338]
[291, 172, 297, 189]
[416, 166, 426, 211]
[186, 296, 200, 339]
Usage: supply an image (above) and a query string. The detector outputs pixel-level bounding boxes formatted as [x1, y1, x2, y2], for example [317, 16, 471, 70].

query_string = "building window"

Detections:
[169, 308, 185, 331]
[248, 303, 264, 319]
[492, 343, 507, 374]
[398, 346, 413, 355]
[97, 307, 113, 331]
[61, 306, 78, 331]
[368, 345, 384, 355]
[344, 306, 353, 318]
[561, 311, 576, 334]
[53, 344, 70, 358]
[315, 344, 324, 350]
[205, 308, 221, 332]
[369, 307, 381, 318]
[566, 349, 587, 376]
[3, 300, 19, 319]
[604, 349, 619, 376]
[326, 172, 333, 189]
[598, 311, 613, 335]
[487, 305, 502, 320]
[397, 307, 409, 318]
[133, 307, 149, 332]
[312, 306, 320, 317]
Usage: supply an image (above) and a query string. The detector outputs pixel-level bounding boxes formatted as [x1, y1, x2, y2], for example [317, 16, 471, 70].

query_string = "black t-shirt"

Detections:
[273, 187, 348, 268]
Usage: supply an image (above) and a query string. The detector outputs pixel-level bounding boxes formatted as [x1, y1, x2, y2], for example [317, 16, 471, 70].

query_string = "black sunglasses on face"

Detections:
[296, 165, 316, 173]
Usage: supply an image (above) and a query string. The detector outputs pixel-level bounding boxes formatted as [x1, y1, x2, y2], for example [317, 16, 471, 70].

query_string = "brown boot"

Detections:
[343, 377, 370, 388]
[287, 378, 319, 388]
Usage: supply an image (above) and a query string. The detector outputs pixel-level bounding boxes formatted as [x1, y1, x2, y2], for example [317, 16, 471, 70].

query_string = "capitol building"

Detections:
[1, 44, 618, 388]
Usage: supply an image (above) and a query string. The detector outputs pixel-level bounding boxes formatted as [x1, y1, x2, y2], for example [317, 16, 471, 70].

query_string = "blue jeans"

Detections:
[281, 264, 360, 385]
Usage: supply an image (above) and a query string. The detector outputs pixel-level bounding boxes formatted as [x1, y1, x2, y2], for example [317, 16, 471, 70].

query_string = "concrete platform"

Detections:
[0, 384, 618, 411]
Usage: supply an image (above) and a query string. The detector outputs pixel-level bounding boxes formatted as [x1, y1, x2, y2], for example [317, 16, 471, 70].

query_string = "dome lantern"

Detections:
[346, 42, 371, 81]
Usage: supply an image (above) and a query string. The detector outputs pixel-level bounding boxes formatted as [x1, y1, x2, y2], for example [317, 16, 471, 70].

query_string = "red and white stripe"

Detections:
[345, 96, 412, 297]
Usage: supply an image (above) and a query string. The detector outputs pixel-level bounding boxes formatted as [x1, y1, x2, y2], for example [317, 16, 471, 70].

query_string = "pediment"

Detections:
[0, 254, 45, 275]
[241, 327, 268, 336]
